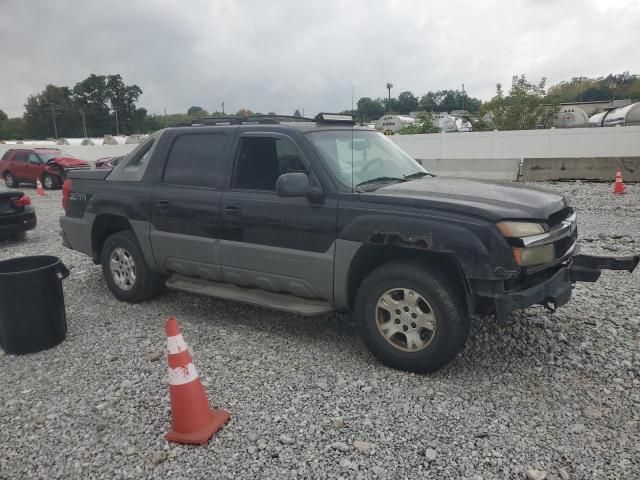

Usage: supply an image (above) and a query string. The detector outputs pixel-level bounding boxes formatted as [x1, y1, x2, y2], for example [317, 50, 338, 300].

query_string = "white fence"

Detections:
[391, 126, 640, 160]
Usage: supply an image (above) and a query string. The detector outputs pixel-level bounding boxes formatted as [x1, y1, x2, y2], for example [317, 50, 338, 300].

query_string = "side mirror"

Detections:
[276, 172, 323, 200]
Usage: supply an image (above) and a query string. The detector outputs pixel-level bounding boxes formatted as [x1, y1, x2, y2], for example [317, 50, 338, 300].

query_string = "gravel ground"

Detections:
[0, 182, 638, 480]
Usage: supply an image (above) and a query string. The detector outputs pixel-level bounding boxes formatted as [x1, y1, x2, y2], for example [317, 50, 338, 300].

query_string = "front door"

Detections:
[220, 133, 338, 301]
[149, 130, 232, 280]
[26, 152, 44, 183]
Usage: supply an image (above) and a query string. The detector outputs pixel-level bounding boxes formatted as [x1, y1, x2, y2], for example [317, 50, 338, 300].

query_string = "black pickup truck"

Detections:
[60, 114, 639, 373]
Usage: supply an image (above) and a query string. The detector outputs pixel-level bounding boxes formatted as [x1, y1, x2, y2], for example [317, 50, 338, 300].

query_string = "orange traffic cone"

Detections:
[164, 317, 230, 445]
[36, 178, 45, 196]
[613, 169, 626, 194]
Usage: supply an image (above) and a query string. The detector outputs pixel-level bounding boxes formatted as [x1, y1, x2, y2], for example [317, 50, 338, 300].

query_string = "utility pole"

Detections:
[385, 83, 393, 112]
[49, 104, 59, 139]
[80, 109, 88, 138]
[114, 106, 120, 136]
[302, 108, 305, 117]
[221, 101, 225, 114]
[164, 108, 168, 128]
[462, 83, 466, 112]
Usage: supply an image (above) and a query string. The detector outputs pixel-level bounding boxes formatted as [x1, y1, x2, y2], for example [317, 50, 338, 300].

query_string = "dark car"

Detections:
[59, 114, 639, 373]
[95, 156, 124, 170]
[0, 147, 90, 190]
[0, 184, 36, 241]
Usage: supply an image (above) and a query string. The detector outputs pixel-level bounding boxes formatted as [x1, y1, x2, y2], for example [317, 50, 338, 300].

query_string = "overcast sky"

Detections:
[1, 0, 638, 117]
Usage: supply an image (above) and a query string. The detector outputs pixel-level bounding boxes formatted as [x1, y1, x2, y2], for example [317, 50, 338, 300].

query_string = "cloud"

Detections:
[0, 0, 638, 117]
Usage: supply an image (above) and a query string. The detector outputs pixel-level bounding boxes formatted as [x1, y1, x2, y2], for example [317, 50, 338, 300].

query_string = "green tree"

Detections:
[484, 75, 558, 130]
[419, 90, 482, 113]
[356, 97, 385, 122]
[23, 84, 81, 138]
[0, 110, 28, 140]
[546, 72, 640, 103]
[106, 74, 143, 135]
[187, 106, 206, 116]
[395, 91, 419, 114]
[293, 109, 302, 117]
[398, 112, 441, 134]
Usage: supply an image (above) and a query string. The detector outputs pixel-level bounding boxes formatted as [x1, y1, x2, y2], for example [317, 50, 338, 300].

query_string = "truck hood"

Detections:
[363, 177, 568, 222]
[48, 157, 89, 168]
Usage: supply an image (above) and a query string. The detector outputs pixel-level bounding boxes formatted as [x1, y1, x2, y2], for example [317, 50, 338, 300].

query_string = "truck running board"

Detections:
[166, 274, 335, 317]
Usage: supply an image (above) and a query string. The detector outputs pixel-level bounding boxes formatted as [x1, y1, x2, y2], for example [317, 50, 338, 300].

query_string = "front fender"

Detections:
[339, 213, 518, 280]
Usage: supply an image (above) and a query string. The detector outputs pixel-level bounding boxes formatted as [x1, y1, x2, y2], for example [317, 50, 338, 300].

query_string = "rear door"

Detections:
[219, 131, 338, 300]
[11, 151, 28, 181]
[149, 130, 233, 280]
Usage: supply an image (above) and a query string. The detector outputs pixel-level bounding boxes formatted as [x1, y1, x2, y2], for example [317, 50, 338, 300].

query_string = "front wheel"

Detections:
[42, 173, 59, 190]
[100, 230, 163, 303]
[355, 260, 470, 373]
[4, 172, 17, 188]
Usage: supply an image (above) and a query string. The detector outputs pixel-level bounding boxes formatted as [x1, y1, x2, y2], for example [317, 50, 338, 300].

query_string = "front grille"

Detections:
[554, 229, 577, 259]
[548, 207, 574, 228]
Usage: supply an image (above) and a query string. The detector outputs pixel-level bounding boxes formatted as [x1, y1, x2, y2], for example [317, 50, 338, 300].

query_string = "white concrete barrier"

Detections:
[418, 158, 521, 181]
[392, 126, 640, 159]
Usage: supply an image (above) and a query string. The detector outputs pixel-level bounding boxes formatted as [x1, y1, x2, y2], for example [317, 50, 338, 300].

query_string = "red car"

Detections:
[0, 148, 90, 190]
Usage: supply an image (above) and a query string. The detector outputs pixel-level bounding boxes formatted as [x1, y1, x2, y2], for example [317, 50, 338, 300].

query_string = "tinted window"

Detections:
[28, 153, 41, 164]
[164, 134, 227, 188]
[14, 151, 27, 162]
[233, 137, 304, 191]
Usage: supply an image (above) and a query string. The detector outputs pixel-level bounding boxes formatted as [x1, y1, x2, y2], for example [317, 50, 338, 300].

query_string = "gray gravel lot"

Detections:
[0, 182, 638, 480]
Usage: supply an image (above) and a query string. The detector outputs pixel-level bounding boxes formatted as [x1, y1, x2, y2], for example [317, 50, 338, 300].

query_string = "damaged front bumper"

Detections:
[493, 254, 639, 320]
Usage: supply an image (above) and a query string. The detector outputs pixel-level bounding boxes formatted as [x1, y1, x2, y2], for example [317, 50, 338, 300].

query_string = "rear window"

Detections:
[163, 133, 228, 188]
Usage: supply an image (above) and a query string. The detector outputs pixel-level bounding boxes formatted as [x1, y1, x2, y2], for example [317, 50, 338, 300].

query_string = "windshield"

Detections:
[306, 130, 427, 191]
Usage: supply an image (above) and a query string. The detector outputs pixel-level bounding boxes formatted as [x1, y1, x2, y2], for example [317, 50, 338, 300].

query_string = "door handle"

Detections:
[156, 200, 172, 209]
[223, 205, 242, 217]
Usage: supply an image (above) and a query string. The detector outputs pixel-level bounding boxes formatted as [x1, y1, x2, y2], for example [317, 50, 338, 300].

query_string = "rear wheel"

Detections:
[3, 172, 17, 188]
[42, 173, 59, 190]
[100, 230, 163, 303]
[355, 260, 470, 373]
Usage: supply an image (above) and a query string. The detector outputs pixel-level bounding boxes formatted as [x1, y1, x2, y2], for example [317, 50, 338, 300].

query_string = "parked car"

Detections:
[0, 148, 90, 189]
[0, 184, 36, 241]
[95, 156, 124, 170]
[59, 113, 639, 373]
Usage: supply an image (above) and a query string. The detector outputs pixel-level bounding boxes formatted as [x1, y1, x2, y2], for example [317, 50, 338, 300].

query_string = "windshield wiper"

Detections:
[403, 171, 432, 179]
[356, 176, 407, 189]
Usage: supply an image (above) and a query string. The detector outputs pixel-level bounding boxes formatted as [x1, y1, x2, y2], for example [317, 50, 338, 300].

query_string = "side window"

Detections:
[27, 153, 41, 164]
[233, 137, 303, 191]
[14, 151, 27, 163]
[163, 133, 227, 188]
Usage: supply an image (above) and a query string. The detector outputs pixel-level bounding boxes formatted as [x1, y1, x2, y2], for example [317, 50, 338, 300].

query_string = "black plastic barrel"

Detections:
[0, 256, 70, 354]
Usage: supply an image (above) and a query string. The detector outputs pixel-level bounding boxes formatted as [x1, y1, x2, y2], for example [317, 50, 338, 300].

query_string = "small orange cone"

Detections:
[164, 317, 230, 445]
[36, 178, 45, 196]
[613, 169, 626, 194]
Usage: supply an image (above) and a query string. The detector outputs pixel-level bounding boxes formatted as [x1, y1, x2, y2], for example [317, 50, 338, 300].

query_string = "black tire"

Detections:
[10, 231, 27, 241]
[42, 173, 59, 190]
[100, 230, 163, 303]
[3, 172, 17, 188]
[355, 260, 470, 373]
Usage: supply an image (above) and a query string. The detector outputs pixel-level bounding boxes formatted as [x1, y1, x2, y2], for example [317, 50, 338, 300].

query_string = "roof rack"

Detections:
[249, 114, 315, 122]
[314, 113, 355, 125]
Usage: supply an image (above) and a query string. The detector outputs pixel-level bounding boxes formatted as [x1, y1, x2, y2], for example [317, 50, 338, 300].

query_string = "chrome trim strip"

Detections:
[520, 211, 577, 247]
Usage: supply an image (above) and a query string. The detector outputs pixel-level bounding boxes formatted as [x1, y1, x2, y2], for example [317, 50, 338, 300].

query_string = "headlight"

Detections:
[496, 221, 546, 237]
[512, 244, 554, 266]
